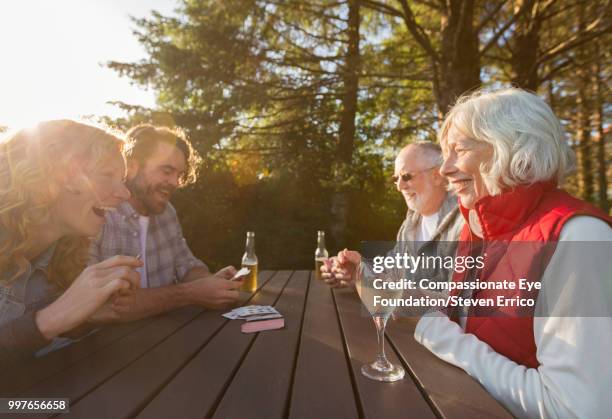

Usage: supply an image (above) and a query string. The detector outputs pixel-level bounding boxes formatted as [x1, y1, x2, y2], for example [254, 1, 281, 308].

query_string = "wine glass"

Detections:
[355, 261, 405, 382]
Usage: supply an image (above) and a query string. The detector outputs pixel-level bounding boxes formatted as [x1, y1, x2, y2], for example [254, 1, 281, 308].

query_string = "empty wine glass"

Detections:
[355, 262, 405, 382]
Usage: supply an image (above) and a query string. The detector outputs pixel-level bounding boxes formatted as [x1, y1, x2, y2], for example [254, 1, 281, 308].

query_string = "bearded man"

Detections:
[90, 125, 241, 321]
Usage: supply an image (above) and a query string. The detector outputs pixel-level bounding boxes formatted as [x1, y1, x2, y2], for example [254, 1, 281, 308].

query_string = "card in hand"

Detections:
[231, 267, 251, 281]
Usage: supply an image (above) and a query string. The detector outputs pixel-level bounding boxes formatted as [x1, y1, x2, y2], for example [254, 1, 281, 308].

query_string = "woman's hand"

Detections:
[35, 255, 142, 339]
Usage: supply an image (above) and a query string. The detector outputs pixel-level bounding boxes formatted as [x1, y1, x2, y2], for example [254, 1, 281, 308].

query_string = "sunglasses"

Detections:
[391, 166, 438, 184]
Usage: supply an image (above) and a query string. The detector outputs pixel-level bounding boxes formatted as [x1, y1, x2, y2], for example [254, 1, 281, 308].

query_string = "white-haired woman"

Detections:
[415, 88, 612, 418]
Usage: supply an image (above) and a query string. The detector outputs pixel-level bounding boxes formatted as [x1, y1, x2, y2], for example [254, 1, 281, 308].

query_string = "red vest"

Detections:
[449, 181, 612, 368]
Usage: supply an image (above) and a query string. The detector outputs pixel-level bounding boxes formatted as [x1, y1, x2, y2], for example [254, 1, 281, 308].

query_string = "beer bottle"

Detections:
[241, 231, 258, 292]
[314, 230, 329, 280]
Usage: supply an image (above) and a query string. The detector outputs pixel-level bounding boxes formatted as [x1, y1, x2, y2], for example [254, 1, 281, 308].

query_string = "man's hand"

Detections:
[321, 249, 361, 288]
[88, 301, 120, 324]
[182, 265, 238, 281]
[213, 265, 238, 280]
[184, 276, 243, 309]
[108, 289, 149, 322]
[87, 272, 244, 324]
[182, 266, 213, 282]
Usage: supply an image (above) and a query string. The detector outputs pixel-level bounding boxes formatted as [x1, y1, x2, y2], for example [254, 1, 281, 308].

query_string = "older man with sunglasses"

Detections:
[322, 141, 464, 292]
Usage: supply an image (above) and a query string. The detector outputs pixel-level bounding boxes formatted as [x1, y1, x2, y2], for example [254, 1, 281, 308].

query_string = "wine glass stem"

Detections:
[373, 315, 390, 367]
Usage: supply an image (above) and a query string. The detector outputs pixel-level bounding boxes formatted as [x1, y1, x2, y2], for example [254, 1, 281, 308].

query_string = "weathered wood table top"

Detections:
[2, 271, 513, 419]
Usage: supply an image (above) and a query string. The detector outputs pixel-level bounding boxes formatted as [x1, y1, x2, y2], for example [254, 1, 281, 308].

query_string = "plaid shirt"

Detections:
[89, 201, 208, 288]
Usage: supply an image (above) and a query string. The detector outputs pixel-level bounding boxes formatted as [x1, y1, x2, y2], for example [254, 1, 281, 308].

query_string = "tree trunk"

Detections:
[592, 40, 609, 212]
[575, 3, 594, 202]
[337, 0, 360, 164]
[437, 0, 481, 114]
[397, 0, 480, 116]
[331, 0, 360, 248]
[510, 0, 541, 90]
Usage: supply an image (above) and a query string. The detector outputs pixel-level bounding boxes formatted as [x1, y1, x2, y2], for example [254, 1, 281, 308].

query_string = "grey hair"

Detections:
[403, 141, 443, 166]
[438, 88, 575, 196]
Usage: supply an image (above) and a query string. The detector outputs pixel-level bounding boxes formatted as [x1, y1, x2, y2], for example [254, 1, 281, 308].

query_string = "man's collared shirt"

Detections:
[89, 201, 208, 288]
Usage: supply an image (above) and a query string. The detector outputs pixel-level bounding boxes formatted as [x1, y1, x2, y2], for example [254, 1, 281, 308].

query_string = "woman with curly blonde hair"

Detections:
[0, 120, 141, 368]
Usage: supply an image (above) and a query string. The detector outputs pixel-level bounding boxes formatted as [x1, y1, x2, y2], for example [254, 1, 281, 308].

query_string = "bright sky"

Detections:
[0, 0, 176, 130]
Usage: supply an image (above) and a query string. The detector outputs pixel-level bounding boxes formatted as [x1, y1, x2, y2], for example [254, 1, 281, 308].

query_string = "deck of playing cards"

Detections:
[241, 318, 284, 333]
[222, 305, 285, 333]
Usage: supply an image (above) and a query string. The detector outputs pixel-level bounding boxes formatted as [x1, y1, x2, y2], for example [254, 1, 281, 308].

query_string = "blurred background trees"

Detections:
[103, 0, 611, 270]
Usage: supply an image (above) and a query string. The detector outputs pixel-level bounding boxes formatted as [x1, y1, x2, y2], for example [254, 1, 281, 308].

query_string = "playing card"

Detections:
[222, 305, 280, 320]
[235, 305, 278, 316]
[245, 313, 283, 322]
[231, 267, 251, 281]
[232, 305, 258, 316]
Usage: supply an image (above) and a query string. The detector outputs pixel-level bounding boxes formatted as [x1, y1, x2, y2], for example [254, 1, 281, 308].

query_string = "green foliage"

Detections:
[104, 0, 611, 268]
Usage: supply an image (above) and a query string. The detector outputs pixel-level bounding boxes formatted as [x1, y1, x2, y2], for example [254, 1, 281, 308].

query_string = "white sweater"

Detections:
[414, 216, 612, 419]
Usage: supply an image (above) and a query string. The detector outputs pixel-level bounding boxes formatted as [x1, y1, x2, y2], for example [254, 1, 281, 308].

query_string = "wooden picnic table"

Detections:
[2, 270, 513, 419]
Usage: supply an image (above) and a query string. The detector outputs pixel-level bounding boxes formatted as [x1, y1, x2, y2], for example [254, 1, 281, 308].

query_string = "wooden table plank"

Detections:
[16, 272, 274, 419]
[211, 270, 311, 419]
[133, 271, 293, 419]
[1, 317, 155, 395]
[66, 271, 281, 419]
[17, 306, 203, 419]
[333, 287, 437, 419]
[386, 318, 514, 419]
[288, 276, 359, 419]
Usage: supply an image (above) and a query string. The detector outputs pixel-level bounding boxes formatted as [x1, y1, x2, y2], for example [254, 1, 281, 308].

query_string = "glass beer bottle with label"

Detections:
[314, 230, 329, 280]
[241, 231, 258, 292]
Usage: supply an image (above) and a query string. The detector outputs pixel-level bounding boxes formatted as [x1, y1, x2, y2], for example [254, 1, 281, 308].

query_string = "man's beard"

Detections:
[125, 171, 167, 215]
[406, 193, 423, 213]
